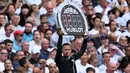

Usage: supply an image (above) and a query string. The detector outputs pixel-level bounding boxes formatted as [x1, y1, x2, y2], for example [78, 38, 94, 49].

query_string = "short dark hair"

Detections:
[4, 39, 13, 45]
[111, 7, 121, 15]
[45, 29, 53, 34]
[102, 52, 110, 57]
[86, 67, 95, 73]
[40, 14, 48, 20]
[4, 23, 12, 30]
[95, 13, 102, 18]
[92, 16, 101, 22]
[108, 20, 117, 27]
[62, 43, 71, 49]
[25, 21, 33, 26]
[19, 57, 27, 67]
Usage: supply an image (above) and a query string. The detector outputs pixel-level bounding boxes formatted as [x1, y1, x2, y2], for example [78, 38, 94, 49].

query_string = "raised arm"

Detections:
[109, 44, 126, 57]
[72, 37, 88, 60]
[55, 35, 63, 63]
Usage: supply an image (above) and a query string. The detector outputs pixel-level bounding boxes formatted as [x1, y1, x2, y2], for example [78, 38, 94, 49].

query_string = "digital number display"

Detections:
[57, 3, 88, 35]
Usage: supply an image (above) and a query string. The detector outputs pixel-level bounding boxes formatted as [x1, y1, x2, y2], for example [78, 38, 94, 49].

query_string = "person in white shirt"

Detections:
[108, 44, 125, 64]
[88, 55, 100, 73]
[97, 34, 109, 54]
[118, 36, 128, 53]
[0, 14, 6, 35]
[122, 20, 130, 37]
[11, 14, 22, 31]
[89, 16, 101, 37]
[29, 30, 42, 54]
[46, 47, 57, 66]
[75, 52, 93, 73]
[0, 49, 8, 72]
[99, 52, 111, 72]
[108, 20, 122, 42]
[0, 23, 14, 42]
[94, 0, 111, 24]
[73, 37, 83, 53]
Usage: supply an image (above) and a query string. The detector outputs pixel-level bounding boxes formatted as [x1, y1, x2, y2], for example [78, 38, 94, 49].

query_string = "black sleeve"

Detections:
[71, 38, 87, 60]
[55, 35, 63, 63]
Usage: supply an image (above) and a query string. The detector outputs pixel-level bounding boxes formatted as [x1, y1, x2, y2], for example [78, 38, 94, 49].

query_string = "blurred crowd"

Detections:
[0, 0, 130, 73]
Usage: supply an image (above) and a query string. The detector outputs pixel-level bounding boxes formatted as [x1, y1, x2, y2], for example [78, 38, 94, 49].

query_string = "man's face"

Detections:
[62, 45, 72, 57]
[0, 49, 8, 61]
[41, 16, 48, 23]
[0, 15, 5, 25]
[6, 43, 13, 52]
[42, 40, 49, 50]
[75, 39, 83, 51]
[108, 49, 117, 57]
[103, 53, 110, 64]
[46, 2, 54, 16]
[22, 42, 29, 52]
[100, 29, 108, 35]
[119, 37, 128, 47]
[94, 18, 101, 28]
[125, 47, 130, 56]
[12, 16, 20, 25]
[16, 51, 25, 60]
[91, 58, 98, 67]
[110, 21, 117, 32]
[25, 23, 33, 33]
[87, 47, 96, 56]
[101, 38, 109, 46]
[5, 25, 13, 35]
[108, 63, 117, 72]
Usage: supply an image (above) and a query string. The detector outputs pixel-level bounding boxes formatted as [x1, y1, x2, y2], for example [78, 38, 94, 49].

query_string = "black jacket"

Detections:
[55, 36, 87, 73]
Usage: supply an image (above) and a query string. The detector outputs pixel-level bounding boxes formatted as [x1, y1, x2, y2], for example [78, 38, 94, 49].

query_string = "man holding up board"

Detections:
[55, 29, 88, 73]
